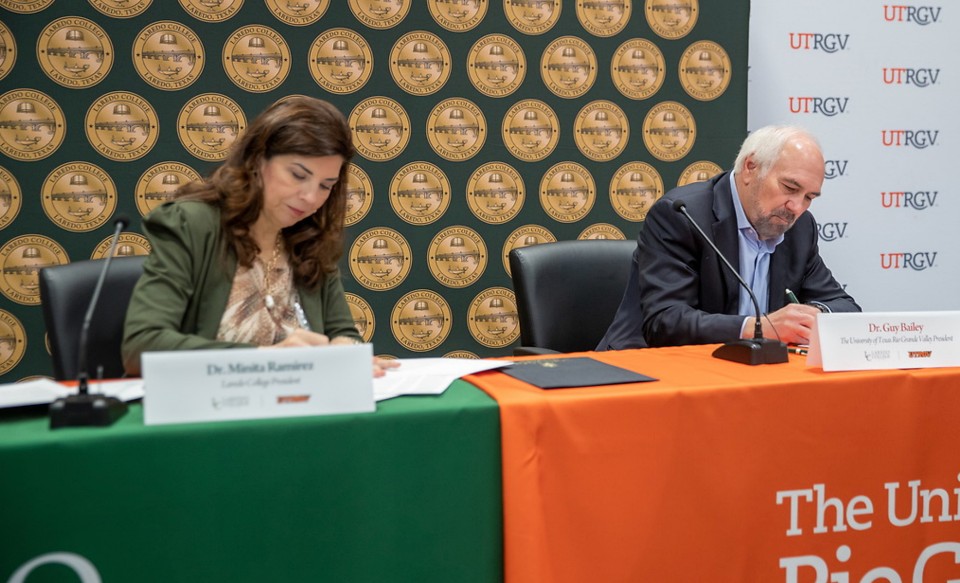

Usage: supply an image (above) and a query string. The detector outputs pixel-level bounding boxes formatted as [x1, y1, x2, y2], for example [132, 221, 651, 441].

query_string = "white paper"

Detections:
[0, 378, 144, 409]
[373, 358, 511, 401]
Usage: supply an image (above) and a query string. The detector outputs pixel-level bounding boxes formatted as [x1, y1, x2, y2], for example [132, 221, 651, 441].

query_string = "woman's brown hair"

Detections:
[177, 96, 354, 289]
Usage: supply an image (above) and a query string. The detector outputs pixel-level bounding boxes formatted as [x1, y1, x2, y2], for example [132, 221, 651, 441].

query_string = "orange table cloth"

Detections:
[467, 345, 960, 583]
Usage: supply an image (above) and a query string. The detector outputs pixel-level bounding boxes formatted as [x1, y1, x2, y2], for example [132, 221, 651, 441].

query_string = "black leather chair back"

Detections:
[39, 256, 146, 380]
[509, 239, 636, 353]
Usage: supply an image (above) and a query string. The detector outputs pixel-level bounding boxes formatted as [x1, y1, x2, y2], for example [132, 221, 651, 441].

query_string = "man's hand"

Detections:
[744, 303, 821, 344]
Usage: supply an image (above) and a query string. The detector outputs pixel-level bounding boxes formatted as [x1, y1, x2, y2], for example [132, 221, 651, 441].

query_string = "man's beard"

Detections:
[753, 208, 796, 240]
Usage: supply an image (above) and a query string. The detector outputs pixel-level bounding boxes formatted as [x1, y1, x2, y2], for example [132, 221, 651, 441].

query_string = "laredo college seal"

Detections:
[349, 227, 412, 291]
[541, 36, 597, 99]
[265, 0, 329, 25]
[468, 34, 525, 98]
[642, 101, 696, 161]
[645, 0, 698, 39]
[133, 21, 204, 91]
[429, 0, 488, 31]
[467, 161, 525, 224]
[349, 0, 411, 29]
[179, 0, 243, 22]
[344, 292, 375, 342]
[679, 40, 731, 101]
[502, 99, 559, 162]
[611, 38, 665, 100]
[344, 163, 374, 226]
[579, 223, 626, 240]
[427, 225, 487, 288]
[390, 31, 451, 96]
[502, 224, 556, 275]
[85, 91, 159, 161]
[391, 289, 452, 352]
[574, 100, 629, 161]
[0, 21, 17, 82]
[89, 0, 153, 18]
[223, 25, 291, 93]
[41, 162, 117, 232]
[37, 17, 113, 88]
[677, 160, 722, 187]
[135, 162, 200, 216]
[389, 162, 451, 225]
[177, 93, 246, 161]
[91, 232, 151, 259]
[540, 161, 596, 223]
[505, 0, 561, 34]
[610, 161, 663, 221]
[309, 28, 373, 95]
[0, 165, 22, 230]
[0, 309, 26, 375]
[349, 97, 410, 161]
[0, 235, 68, 305]
[577, 0, 631, 37]
[468, 287, 520, 348]
[0, 89, 65, 161]
[0, 0, 53, 13]
[427, 98, 486, 161]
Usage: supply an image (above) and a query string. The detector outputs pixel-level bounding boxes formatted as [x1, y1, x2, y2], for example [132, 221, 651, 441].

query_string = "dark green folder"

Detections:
[501, 357, 657, 389]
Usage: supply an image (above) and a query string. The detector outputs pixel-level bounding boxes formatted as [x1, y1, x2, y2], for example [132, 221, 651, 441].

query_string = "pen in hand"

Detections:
[785, 288, 800, 304]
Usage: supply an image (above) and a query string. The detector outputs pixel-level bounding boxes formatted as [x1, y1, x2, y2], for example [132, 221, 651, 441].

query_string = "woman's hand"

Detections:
[269, 328, 331, 347]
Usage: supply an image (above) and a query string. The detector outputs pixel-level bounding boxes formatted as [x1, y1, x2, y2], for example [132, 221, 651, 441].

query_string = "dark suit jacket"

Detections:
[597, 171, 860, 350]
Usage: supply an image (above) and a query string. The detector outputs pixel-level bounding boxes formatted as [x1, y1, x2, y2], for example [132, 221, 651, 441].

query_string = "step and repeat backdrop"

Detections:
[0, 0, 746, 380]
[748, 2, 956, 312]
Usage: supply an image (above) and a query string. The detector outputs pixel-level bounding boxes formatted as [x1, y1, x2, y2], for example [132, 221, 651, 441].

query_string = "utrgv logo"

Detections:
[817, 222, 848, 242]
[883, 5, 942, 24]
[880, 191, 938, 209]
[788, 33, 850, 52]
[880, 252, 937, 270]
[788, 97, 849, 116]
[882, 67, 940, 87]
[881, 130, 938, 148]
[824, 160, 848, 179]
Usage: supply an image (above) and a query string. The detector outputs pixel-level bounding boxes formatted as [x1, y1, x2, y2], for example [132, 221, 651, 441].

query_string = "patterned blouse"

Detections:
[216, 254, 299, 345]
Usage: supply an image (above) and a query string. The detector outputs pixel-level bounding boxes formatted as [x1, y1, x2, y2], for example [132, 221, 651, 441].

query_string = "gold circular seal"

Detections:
[645, 0, 698, 39]
[467, 34, 526, 98]
[0, 0, 53, 13]
[427, 98, 486, 161]
[0, 21, 17, 82]
[265, 0, 329, 25]
[427, 225, 487, 288]
[611, 38, 665, 100]
[467, 161, 525, 224]
[223, 25, 291, 93]
[679, 40, 731, 101]
[177, 93, 247, 161]
[41, 162, 117, 232]
[0, 308, 26, 375]
[309, 28, 373, 95]
[610, 161, 663, 221]
[642, 101, 696, 162]
[429, 0, 488, 31]
[89, 0, 153, 18]
[0, 89, 65, 161]
[37, 17, 113, 88]
[132, 21, 204, 91]
[390, 31, 451, 96]
[502, 99, 560, 162]
[348, 0, 411, 29]
[579, 223, 626, 240]
[0, 234, 69, 305]
[574, 99, 629, 161]
[576, 0, 631, 37]
[85, 91, 159, 161]
[91, 232, 151, 259]
[179, 0, 243, 22]
[501, 224, 556, 275]
[349, 227, 412, 291]
[468, 287, 520, 348]
[0, 165, 22, 230]
[389, 161, 451, 225]
[540, 36, 597, 99]
[504, 0, 561, 34]
[539, 161, 596, 223]
[391, 289, 452, 352]
[135, 161, 200, 217]
[677, 160, 722, 187]
[444, 350, 479, 359]
[349, 96, 411, 161]
[344, 292, 375, 342]
[344, 163, 373, 227]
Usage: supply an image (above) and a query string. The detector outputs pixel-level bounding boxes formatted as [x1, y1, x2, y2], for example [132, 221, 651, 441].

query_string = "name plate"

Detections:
[808, 311, 960, 371]
[142, 344, 374, 426]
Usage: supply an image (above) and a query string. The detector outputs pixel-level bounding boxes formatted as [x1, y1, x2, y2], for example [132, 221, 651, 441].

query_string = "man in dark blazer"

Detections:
[598, 125, 860, 350]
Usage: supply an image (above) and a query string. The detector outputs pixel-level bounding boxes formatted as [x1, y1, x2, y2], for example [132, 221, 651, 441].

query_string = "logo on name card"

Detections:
[265, 0, 329, 25]
[677, 160, 722, 187]
[579, 223, 625, 240]
[344, 292, 375, 342]
[504, 0, 560, 34]
[502, 99, 560, 161]
[85, 92, 159, 161]
[177, 93, 246, 161]
[610, 161, 663, 222]
[0, 0, 53, 12]
[349, 97, 410, 161]
[0, 235, 69, 305]
[344, 163, 374, 226]
[502, 224, 556, 276]
[824, 160, 849, 180]
[427, 226, 487, 288]
[391, 289, 452, 352]
[679, 40, 731, 101]
[540, 162, 596, 223]
[429, 0, 488, 31]
[883, 5, 941, 24]
[89, 0, 153, 18]
[0, 89, 66, 161]
[577, 0, 630, 37]
[135, 162, 200, 217]
[645, 0, 698, 39]
[468, 35, 526, 98]
[179, 0, 243, 22]
[540, 36, 597, 99]
[37, 17, 113, 88]
[90, 232, 151, 259]
[223, 25, 291, 93]
[309, 29, 373, 95]
[642, 101, 696, 161]
[0, 308, 25, 374]
[468, 287, 520, 348]
[611, 38, 665, 100]
[133, 21, 204, 91]
[880, 190, 937, 210]
[881, 130, 939, 148]
[389, 162, 451, 225]
[467, 161, 525, 224]
[574, 100, 628, 161]
[882, 67, 940, 87]
[349, 227, 412, 290]
[349, 0, 411, 29]
[0, 165, 21, 230]
[788, 32, 849, 52]
[427, 98, 486, 161]
[41, 162, 117, 232]
[880, 252, 937, 270]
[0, 21, 17, 82]
[817, 222, 848, 242]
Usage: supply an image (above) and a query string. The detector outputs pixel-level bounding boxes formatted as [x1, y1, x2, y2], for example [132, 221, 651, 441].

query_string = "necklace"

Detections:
[263, 232, 283, 311]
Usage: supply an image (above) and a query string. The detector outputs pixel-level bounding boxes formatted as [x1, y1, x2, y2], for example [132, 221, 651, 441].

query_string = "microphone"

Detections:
[50, 214, 132, 428]
[672, 199, 788, 365]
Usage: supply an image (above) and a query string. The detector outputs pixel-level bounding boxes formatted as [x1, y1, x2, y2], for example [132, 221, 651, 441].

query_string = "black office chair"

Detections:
[509, 239, 636, 355]
[39, 256, 147, 380]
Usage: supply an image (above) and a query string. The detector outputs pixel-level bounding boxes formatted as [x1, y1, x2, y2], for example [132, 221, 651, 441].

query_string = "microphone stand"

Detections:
[50, 217, 131, 428]
[673, 200, 788, 365]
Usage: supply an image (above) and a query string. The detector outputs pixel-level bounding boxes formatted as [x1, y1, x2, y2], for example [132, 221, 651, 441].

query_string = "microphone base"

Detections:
[712, 338, 789, 366]
[49, 393, 128, 429]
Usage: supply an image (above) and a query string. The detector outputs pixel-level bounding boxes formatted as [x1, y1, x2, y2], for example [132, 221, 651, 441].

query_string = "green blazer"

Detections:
[122, 200, 360, 375]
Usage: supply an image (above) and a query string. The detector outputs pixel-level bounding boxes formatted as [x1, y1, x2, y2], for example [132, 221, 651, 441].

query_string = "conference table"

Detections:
[4, 346, 960, 582]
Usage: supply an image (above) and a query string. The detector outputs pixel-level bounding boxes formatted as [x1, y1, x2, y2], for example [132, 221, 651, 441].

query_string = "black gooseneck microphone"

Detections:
[50, 214, 132, 428]
[672, 199, 788, 365]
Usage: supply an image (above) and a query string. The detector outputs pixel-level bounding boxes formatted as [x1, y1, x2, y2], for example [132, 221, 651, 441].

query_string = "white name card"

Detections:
[142, 344, 374, 426]
[808, 311, 960, 371]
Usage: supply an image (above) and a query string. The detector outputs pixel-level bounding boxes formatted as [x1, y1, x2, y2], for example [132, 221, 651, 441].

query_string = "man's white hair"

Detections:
[733, 125, 821, 178]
